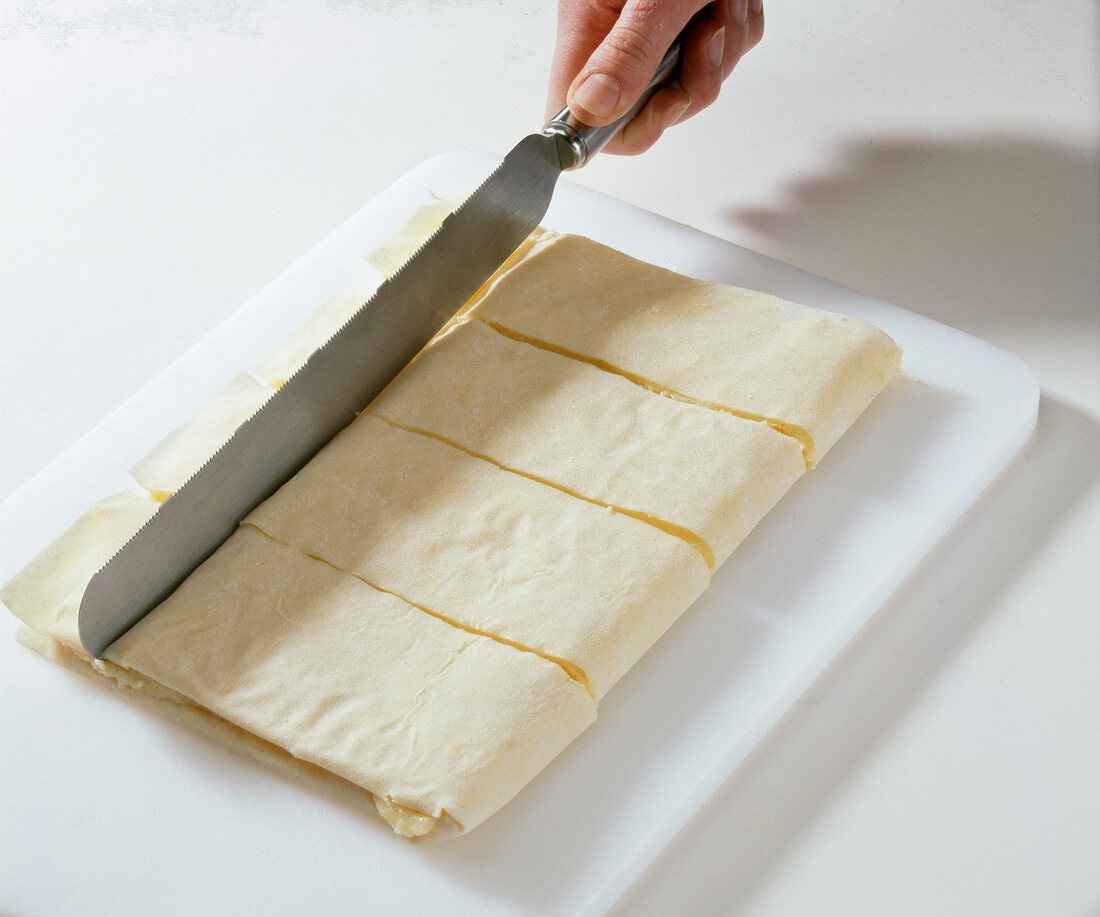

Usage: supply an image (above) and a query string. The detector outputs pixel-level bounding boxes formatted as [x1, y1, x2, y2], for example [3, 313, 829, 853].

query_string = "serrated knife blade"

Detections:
[78, 39, 686, 658]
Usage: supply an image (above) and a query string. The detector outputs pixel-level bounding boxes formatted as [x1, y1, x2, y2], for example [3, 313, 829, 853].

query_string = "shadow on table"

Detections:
[607, 129, 1099, 916]
[608, 392, 1100, 916]
[729, 132, 1099, 335]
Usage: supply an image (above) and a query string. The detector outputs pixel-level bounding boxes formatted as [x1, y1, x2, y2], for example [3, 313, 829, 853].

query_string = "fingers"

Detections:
[678, 0, 765, 112]
[603, 0, 765, 155]
[565, 0, 707, 126]
[604, 83, 691, 156]
[546, 1, 624, 121]
[547, 0, 765, 157]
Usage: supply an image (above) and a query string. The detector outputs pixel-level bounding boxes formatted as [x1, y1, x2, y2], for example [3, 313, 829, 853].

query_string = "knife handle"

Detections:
[542, 27, 688, 169]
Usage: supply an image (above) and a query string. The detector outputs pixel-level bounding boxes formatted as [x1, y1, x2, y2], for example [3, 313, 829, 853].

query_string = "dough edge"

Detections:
[14, 623, 463, 842]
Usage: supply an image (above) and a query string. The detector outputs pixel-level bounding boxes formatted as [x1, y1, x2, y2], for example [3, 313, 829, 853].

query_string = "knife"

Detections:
[78, 36, 688, 658]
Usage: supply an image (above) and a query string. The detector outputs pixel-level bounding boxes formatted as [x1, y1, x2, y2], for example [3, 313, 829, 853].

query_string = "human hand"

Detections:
[546, 0, 764, 155]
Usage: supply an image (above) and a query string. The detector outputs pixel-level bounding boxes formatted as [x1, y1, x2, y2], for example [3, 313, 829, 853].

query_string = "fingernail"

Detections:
[752, 0, 763, 13]
[730, 0, 748, 25]
[571, 72, 621, 119]
[708, 27, 726, 69]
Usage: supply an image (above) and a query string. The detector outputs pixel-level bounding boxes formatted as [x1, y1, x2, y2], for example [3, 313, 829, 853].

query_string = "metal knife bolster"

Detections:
[543, 30, 687, 168]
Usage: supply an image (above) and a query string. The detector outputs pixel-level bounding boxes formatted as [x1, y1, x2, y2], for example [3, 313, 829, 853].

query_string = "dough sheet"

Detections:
[128, 373, 275, 500]
[366, 195, 462, 279]
[251, 291, 374, 387]
[1, 489, 159, 647]
[245, 414, 710, 700]
[107, 526, 596, 834]
[2, 219, 901, 842]
[465, 232, 902, 466]
[3, 492, 595, 840]
[15, 623, 438, 835]
[369, 318, 806, 569]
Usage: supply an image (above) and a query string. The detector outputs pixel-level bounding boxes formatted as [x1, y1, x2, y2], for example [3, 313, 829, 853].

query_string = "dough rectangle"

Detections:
[245, 413, 711, 700]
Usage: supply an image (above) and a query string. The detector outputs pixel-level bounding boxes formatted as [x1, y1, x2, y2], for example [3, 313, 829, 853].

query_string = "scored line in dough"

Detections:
[240, 522, 596, 699]
[467, 317, 816, 466]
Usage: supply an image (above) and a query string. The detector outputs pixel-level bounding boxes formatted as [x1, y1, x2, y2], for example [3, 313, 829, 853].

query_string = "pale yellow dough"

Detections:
[370, 318, 806, 569]
[249, 196, 466, 388]
[16, 624, 447, 837]
[366, 194, 463, 279]
[465, 232, 902, 466]
[3, 492, 595, 840]
[2, 491, 389, 826]
[0, 490, 159, 647]
[106, 526, 596, 835]
[245, 414, 710, 700]
[128, 373, 275, 500]
[2, 220, 902, 843]
[251, 291, 373, 387]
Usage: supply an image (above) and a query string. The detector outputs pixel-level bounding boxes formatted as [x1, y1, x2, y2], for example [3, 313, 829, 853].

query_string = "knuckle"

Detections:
[601, 20, 662, 78]
[748, 10, 765, 45]
[627, 0, 663, 22]
[699, 80, 722, 107]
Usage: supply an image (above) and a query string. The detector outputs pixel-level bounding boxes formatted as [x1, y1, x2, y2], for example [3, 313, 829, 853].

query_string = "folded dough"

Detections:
[16, 621, 430, 834]
[251, 291, 372, 387]
[366, 194, 463, 279]
[369, 318, 806, 570]
[245, 413, 710, 700]
[128, 373, 274, 501]
[465, 232, 902, 466]
[1, 490, 159, 647]
[106, 526, 596, 836]
[3, 495, 595, 841]
[3, 221, 901, 843]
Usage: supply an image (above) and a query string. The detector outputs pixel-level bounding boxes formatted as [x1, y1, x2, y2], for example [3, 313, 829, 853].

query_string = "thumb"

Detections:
[567, 0, 704, 125]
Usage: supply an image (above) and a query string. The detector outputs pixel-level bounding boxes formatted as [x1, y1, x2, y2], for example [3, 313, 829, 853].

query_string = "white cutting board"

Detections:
[0, 152, 1038, 917]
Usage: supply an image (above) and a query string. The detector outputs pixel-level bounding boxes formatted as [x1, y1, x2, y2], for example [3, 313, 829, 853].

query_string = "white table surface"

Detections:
[1, 2, 1097, 915]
